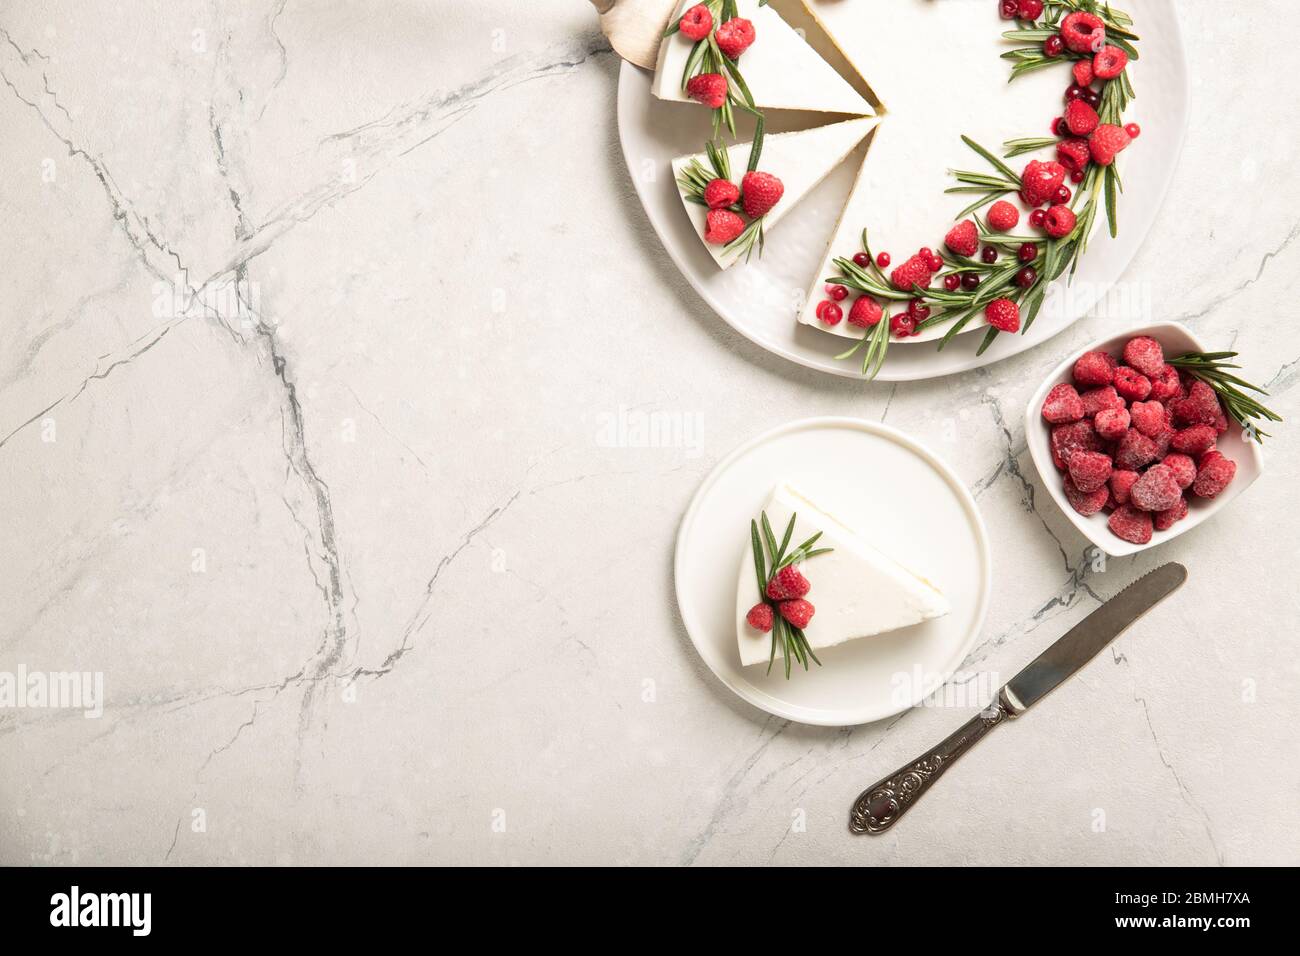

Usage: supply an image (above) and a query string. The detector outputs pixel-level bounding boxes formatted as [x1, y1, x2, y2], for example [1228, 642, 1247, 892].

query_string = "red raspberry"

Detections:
[1154, 496, 1188, 531]
[1065, 99, 1100, 136]
[1068, 450, 1113, 493]
[766, 564, 811, 601]
[1110, 469, 1140, 506]
[1161, 453, 1196, 489]
[944, 219, 979, 257]
[741, 170, 784, 218]
[1149, 365, 1182, 402]
[815, 300, 843, 326]
[1073, 351, 1115, 387]
[1089, 124, 1131, 166]
[778, 598, 815, 629]
[1016, 0, 1045, 18]
[848, 295, 883, 328]
[1170, 424, 1217, 456]
[1108, 504, 1153, 544]
[1130, 464, 1181, 513]
[1115, 428, 1160, 471]
[1129, 400, 1171, 439]
[1094, 406, 1130, 440]
[1064, 476, 1109, 516]
[1061, 11, 1106, 54]
[985, 298, 1020, 332]
[1044, 204, 1078, 239]
[714, 17, 756, 59]
[1051, 420, 1102, 470]
[1192, 451, 1236, 499]
[1073, 60, 1095, 87]
[1020, 159, 1067, 206]
[686, 72, 728, 109]
[704, 208, 744, 245]
[1171, 380, 1222, 427]
[1056, 138, 1092, 174]
[1081, 385, 1125, 417]
[1042, 382, 1085, 423]
[679, 4, 713, 41]
[1113, 366, 1151, 402]
[890, 253, 934, 292]
[746, 602, 773, 632]
[703, 178, 740, 209]
[987, 200, 1019, 232]
[1093, 45, 1129, 80]
[1121, 336, 1165, 377]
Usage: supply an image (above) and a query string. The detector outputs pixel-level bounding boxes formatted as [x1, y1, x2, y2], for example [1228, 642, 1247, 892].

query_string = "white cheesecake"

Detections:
[736, 482, 949, 668]
[672, 116, 877, 269]
[653, 0, 873, 117]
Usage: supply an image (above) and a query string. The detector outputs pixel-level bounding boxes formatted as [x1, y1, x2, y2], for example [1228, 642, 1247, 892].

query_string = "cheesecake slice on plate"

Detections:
[736, 482, 949, 668]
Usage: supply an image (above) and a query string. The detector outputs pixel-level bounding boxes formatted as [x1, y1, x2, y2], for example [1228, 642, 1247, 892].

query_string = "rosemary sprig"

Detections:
[668, 0, 763, 141]
[748, 511, 832, 678]
[1166, 352, 1282, 442]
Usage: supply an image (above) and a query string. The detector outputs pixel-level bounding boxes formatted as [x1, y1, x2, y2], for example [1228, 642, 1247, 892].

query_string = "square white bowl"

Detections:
[1024, 322, 1264, 557]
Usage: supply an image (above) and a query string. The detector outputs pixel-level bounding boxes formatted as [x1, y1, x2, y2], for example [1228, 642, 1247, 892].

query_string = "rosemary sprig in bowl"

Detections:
[1166, 351, 1282, 442]
[749, 511, 831, 679]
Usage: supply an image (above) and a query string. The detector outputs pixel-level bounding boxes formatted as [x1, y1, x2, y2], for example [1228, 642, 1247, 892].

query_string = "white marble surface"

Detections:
[1, 0, 1297, 866]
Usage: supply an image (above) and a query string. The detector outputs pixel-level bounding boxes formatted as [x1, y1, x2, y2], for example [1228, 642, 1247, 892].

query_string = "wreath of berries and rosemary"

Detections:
[744, 510, 832, 679]
[667, 1, 785, 261]
[823, 0, 1145, 379]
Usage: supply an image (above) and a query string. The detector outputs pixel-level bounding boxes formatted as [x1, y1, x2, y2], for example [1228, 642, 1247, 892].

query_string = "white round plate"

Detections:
[618, 0, 1188, 381]
[674, 418, 991, 726]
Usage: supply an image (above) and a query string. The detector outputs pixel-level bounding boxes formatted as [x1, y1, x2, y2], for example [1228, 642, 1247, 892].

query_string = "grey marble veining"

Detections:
[0, 1, 1297, 865]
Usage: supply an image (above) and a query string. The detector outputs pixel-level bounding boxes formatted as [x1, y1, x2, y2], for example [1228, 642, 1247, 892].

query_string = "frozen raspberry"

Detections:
[703, 178, 740, 209]
[1073, 350, 1115, 387]
[987, 200, 1020, 232]
[1110, 469, 1140, 506]
[746, 602, 773, 632]
[1094, 406, 1130, 440]
[1065, 99, 1100, 136]
[1061, 11, 1106, 54]
[686, 72, 728, 109]
[1171, 380, 1222, 427]
[1161, 453, 1196, 489]
[1122, 336, 1165, 377]
[1093, 45, 1129, 80]
[1114, 367, 1152, 402]
[714, 17, 756, 59]
[1042, 382, 1085, 423]
[1057, 138, 1091, 174]
[1154, 496, 1188, 531]
[1081, 385, 1125, 418]
[944, 219, 979, 257]
[704, 208, 744, 245]
[1108, 504, 1152, 544]
[890, 253, 934, 292]
[1016, 0, 1045, 18]
[1115, 428, 1160, 471]
[848, 295, 883, 328]
[778, 598, 815, 629]
[1149, 365, 1182, 402]
[1089, 124, 1131, 166]
[1044, 204, 1078, 239]
[985, 298, 1020, 333]
[1130, 464, 1181, 513]
[1129, 400, 1171, 439]
[1073, 60, 1095, 87]
[1192, 451, 1237, 499]
[1020, 159, 1067, 206]
[1051, 420, 1102, 470]
[741, 171, 784, 218]
[766, 564, 810, 601]
[1069, 450, 1113, 493]
[1064, 476, 1109, 517]
[679, 5, 714, 39]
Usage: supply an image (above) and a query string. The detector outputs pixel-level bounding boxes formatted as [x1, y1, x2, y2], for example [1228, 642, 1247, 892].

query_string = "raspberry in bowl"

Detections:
[1024, 323, 1265, 557]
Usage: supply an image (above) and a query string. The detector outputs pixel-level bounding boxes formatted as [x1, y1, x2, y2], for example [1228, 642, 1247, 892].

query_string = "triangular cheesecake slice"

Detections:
[736, 483, 949, 668]
[673, 116, 877, 269]
[653, 0, 873, 116]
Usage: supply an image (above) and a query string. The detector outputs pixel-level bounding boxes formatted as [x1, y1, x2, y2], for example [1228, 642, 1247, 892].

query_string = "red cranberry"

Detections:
[1044, 35, 1064, 58]
[1083, 88, 1102, 108]
[919, 247, 933, 259]
[1053, 117, 1070, 137]
[1017, 0, 1044, 19]
[1055, 185, 1072, 204]
[1125, 123, 1142, 139]
[1029, 209, 1047, 229]
[1015, 266, 1038, 288]
[1018, 242, 1039, 263]
[827, 284, 848, 301]
[1065, 84, 1086, 102]
[819, 301, 842, 325]
[927, 253, 944, 272]
[944, 274, 961, 292]
[1070, 169, 1084, 183]
[981, 246, 998, 264]
[907, 298, 931, 321]
[998, 0, 1019, 20]
[890, 312, 917, 337]
[853, 252, 871, 267]
[876, 251, 891, 269]
[961, 272, 980, 291]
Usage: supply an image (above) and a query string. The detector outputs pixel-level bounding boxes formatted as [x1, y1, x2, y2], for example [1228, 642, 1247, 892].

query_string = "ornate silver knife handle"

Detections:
[849, 687, 1023, 835]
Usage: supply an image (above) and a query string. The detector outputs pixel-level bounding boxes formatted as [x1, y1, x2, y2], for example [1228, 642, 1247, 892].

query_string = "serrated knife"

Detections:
[849, 562, 1187, 835]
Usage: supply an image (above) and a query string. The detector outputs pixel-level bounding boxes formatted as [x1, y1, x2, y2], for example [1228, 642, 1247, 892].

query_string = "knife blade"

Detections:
[849, 562, 1187, 834]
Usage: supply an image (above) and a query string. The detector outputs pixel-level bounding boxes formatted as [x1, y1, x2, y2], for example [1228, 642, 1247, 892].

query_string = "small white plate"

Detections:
[674, 417, 991, 726]
[617, 0, 1189, 381]
[1025, 322, 1265, 557]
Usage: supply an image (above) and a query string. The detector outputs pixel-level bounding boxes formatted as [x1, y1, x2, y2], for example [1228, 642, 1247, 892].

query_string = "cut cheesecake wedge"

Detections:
[736, 482, 949, 668]
[653, 0, 873, 117]
[673, 117, 877, 269]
